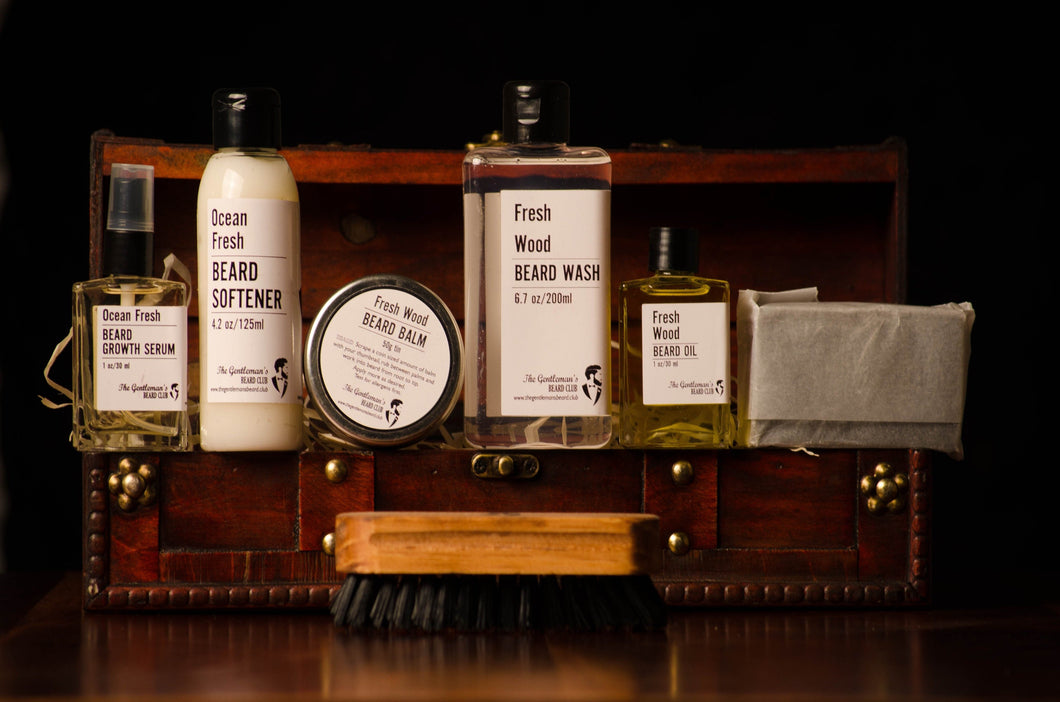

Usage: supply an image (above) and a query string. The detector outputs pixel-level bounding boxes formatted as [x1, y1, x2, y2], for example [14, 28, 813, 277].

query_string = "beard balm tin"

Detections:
[304, 274, 464, 447]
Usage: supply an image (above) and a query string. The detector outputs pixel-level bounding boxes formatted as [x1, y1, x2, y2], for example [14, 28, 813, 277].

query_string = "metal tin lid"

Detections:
[303, 274, 463, 448]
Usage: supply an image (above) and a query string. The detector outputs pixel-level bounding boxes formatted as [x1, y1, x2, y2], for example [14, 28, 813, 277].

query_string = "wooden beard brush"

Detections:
[329, 512, 668, 633]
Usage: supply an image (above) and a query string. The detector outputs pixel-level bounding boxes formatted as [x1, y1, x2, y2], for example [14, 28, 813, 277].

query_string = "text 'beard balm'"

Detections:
[463, 80, 612, 449]
[303, 275, 463, 448]
[196, 87, 303, 451]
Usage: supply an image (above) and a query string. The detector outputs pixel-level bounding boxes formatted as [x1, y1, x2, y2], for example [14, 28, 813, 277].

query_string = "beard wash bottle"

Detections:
[196, 88, 303, 451]
[619, 226, 733, 448]
[463, 80, 612, 448]
[72, 164, 189, 450]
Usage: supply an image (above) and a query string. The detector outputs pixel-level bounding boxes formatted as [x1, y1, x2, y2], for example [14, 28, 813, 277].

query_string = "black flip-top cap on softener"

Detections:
[649, 226, 700, 274]
[502, 80, 570, 144]
[212, 87, 282, 149]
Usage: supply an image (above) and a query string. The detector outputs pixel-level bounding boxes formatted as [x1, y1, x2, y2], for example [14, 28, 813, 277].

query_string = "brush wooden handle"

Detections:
[334, 512, 662, 576]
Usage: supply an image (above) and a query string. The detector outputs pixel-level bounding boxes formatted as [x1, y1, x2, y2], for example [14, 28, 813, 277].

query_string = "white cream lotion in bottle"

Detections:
[196, 87, 303, 451]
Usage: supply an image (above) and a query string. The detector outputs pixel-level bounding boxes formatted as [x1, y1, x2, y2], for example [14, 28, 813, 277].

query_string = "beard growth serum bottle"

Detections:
[619, 226, 733, 448]
[72, 164, 189, 451]
[463, 80, 612, 448]
[196, 88, 303, 451]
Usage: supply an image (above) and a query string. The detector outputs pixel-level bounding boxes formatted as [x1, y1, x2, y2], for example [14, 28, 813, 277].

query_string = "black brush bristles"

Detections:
[390, 578, 416, 631]
[474, 577, 497, 631]
[451, 578, 474, 631]
[368, 578, 396, 629]
[410, 577, 436, 631]
[331, 573, 667, 634]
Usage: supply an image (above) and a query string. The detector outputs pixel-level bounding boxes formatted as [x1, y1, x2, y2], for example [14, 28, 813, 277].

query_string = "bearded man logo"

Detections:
[272, 358, 289, 398]
[582, 364, 603, 406]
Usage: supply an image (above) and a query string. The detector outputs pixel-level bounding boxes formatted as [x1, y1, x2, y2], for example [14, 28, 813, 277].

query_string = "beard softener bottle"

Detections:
[196, 88, 303, 451]
[619, 226, 733, 448]
[72, 164, 190, 451]
[463, 80, 612, 448]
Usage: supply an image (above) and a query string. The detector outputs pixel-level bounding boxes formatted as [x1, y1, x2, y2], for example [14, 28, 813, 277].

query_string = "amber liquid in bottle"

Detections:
[619, 228, 733, 448]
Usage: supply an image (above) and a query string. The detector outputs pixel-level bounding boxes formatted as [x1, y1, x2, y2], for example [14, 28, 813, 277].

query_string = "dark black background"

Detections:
[0, 7, 1051, 604]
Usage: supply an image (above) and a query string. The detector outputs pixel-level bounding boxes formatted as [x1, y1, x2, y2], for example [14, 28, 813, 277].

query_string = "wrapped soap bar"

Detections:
[736, 288, 974, 458]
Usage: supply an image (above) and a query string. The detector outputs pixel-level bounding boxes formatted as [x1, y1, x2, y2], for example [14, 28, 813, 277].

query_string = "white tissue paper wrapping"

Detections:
[736, 288, 975, 459]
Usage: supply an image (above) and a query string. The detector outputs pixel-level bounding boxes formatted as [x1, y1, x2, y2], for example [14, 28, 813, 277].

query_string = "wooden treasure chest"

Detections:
[82, 132, 930, 611]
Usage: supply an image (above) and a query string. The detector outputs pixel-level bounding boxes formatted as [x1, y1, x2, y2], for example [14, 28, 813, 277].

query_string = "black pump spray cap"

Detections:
[102, 164, 154, 277]
[649, 226, 700, 273]
[502, 80, 570, 144]
[212, 87, 283, 149]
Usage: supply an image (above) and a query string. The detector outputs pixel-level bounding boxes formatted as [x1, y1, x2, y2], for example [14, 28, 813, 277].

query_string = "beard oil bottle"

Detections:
[619, 226, 733, 448]
[196, 88, 303, 451]
[463, 80, 612, 448]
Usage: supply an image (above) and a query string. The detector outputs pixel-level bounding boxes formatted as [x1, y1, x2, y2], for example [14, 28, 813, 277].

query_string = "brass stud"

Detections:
[887, 496, 908, 514]
[668, 531, 691, 556]
[116, 493, 136, 513]
[121, 472, 146, 500]
[466, 130, 505, 150]
[496, 455, 515, 477]
[671, 460, 694, 486]
[339, 213, 376, 244]
[324, 459, 348, 484]
[322, 532, 335, 556]
[109, 457, 158, 513]
[138, 462, 157, 484]
[876, 478, 899, 503]
[861, 462, 909, 515]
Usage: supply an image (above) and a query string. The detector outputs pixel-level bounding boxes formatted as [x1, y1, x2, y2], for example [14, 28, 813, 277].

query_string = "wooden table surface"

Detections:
[2, 572, 1058, 701]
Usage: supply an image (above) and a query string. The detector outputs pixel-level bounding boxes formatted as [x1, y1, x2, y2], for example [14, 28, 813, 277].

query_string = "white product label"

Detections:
[641, 302, 729, 405]
[202, 198, 300, 404]
[319, 288, 453, 430]
[94, 305, 187, 411]
[485, 189, 610, 416]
